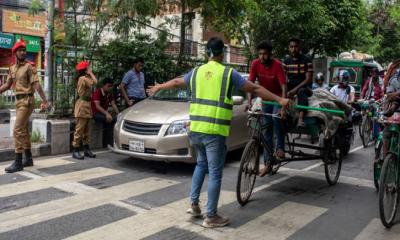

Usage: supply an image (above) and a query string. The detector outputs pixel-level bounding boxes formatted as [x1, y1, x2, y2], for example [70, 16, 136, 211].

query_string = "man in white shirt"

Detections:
[330, 70, 355, 104]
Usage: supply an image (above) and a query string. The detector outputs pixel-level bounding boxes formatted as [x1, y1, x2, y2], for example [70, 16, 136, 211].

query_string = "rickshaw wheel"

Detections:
[374, 140, 384, 191]
[236, 138, 259, 206]
[378, 153, 399, 228]
[321, 135, 343, 185]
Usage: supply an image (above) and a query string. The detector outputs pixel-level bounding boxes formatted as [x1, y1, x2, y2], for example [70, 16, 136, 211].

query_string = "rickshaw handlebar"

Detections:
[262, 101, 345, 117]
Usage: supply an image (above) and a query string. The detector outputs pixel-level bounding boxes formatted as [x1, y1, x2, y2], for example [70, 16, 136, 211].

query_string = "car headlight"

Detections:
[166, 120, 190, 135]
[115, 109, 128, 130]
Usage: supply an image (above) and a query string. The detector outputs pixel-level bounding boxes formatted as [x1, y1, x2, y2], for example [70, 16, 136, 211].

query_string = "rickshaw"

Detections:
[236, 101, 354, 206]
[329, 59, 381, 98]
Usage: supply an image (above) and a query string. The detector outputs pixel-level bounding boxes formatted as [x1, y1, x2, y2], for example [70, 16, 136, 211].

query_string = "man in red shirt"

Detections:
[91, 78, 119, 147]
[247, 40, 287, 176]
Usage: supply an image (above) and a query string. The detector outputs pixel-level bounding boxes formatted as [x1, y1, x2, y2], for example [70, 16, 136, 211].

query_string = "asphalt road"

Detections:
[0, 133, 399, 240]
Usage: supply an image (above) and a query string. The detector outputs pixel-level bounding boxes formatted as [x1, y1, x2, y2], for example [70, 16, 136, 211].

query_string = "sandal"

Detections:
[276, 149, 285, 159]
[297, 121, 306, 128]
[259, 165, 272, 177]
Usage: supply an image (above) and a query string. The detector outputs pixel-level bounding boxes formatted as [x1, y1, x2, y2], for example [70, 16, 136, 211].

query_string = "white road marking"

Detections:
[224, 201, 327, 240]
[0, 167, 122, 198]
[349, 145, 364, 153]
[0, 159, 74, 176]
[0, 177, 179, 233]
[354, 218, 400, 240]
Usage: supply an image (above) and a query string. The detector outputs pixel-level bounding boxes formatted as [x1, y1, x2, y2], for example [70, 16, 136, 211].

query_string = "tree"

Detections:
[198, 0, 371, 59]
[366, 0, 400, 64]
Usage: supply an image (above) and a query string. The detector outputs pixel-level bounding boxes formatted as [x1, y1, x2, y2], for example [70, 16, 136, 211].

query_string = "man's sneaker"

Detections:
[186, 203, 202, 218]
[202, 214, 229, 228]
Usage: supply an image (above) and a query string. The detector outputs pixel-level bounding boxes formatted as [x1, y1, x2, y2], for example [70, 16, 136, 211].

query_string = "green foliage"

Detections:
[365, 0, 400, 64]
[31, 129, 43, 143]
[95, 32, 202, 85]
[201, 0, 370, 58]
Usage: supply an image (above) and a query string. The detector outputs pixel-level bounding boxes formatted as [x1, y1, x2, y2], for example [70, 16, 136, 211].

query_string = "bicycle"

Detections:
[378, 111, 400, 228]
[236, 106, 348, 206]
[360, 99, 382, 148]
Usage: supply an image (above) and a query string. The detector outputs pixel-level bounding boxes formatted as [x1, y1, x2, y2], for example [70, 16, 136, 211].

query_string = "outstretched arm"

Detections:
[147, 77, 186, 96]
[241, 81, 289, 107]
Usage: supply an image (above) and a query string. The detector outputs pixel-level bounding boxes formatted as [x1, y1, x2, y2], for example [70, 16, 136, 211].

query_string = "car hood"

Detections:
[123, 99, 189, 124]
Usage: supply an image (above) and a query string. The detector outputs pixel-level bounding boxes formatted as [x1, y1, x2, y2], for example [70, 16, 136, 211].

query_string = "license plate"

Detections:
[129, 140, 144, 153]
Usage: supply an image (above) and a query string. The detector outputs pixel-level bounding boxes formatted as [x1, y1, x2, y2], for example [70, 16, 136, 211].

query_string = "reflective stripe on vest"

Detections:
[189, 61, 233, 136]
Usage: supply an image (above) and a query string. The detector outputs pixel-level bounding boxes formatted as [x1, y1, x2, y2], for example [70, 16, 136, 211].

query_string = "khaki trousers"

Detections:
[72, 118, 90, 148]
[14, 97, 34, 153]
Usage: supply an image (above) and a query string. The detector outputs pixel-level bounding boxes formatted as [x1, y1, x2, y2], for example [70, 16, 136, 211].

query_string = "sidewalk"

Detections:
[0, 123, 51, 162]
[0, 123, 13, 149]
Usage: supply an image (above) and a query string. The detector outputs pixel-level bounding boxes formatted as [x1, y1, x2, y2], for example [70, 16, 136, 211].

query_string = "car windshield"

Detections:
[152, 89, 190, 102]
[331, 67, 357, 84]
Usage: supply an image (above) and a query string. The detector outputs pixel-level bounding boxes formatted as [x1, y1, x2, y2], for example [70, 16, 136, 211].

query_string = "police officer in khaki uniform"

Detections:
[0, 39, 48, 173]
[72, 61, 97, 159]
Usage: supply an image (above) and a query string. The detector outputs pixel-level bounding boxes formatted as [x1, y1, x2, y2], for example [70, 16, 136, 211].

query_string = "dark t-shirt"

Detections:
[283, 54, 313, 90]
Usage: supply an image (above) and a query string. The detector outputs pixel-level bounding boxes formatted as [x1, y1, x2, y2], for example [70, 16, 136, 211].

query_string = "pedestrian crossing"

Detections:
[0, 158, 75, 175]
[0, 167, 121, 198]
[0, 154, 397, 240]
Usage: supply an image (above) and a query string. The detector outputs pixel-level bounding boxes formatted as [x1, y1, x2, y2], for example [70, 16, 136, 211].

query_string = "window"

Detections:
[330, 67, 358, 84]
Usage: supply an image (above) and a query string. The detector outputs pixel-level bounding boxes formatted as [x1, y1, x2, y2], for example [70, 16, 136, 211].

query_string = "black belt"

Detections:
[16, 93, 33, 100]
[79, 96, 91, 102]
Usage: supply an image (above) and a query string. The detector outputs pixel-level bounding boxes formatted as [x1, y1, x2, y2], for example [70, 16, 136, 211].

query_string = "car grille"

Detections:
[123, 120, 162, 135]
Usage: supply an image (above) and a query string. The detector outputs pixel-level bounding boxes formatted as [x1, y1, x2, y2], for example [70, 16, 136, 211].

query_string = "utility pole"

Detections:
[178, 0, 186, 64]
[45, 0, 55, 104]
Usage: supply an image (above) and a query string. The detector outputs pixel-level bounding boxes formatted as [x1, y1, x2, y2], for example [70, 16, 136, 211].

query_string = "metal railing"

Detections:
[0, 68, 45, 109]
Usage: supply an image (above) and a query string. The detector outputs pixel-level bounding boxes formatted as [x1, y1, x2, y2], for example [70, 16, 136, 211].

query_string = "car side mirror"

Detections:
[232, 96, 244, 105]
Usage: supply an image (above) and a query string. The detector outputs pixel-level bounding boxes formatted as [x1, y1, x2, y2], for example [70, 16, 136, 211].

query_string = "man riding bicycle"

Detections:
[247, 40, 287, 176]
[361, 67, 383, 101]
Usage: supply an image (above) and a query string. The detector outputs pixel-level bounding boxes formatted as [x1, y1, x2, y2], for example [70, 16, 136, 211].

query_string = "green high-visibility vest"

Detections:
[189, 61, 233, 136]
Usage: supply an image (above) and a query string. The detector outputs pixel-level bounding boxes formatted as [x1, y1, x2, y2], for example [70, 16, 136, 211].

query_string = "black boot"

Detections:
[84, 145, 96, 158]
[5, 153, 23, 173]
[72, 147, 84, 160]
[23, 149, 34, 167]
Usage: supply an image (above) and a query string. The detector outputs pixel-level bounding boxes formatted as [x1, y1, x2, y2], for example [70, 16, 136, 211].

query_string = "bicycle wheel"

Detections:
[374, 139, 384, 191]
[359, 117, 364, 139]
[323, 136, 343, 185]
[236, 138, 259, 206]
[378, 153, 399, 228]
[362, 116, 371, 148]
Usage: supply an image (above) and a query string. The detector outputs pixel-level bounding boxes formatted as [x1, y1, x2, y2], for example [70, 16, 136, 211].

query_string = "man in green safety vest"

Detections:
[147, 37, 290, 228]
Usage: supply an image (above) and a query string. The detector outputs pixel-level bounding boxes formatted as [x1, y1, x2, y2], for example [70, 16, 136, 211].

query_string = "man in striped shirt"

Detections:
[283, 38, 313, 127]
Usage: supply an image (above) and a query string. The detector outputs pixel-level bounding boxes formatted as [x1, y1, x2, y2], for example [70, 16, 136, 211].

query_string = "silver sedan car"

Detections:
[111, 75, 251, 163]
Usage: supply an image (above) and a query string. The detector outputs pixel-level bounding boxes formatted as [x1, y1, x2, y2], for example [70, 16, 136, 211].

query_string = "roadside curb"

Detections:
[0, 143, 51, 163]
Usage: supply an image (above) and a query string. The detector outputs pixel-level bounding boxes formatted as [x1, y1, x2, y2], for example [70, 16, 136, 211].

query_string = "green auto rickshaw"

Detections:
[329, 59, 381, 98]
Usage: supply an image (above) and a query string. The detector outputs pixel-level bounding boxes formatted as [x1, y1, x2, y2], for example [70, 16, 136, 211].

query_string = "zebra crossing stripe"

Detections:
[0, 177, 179, 233]
[279, 167, 375, 189]
[62, 190, 236, 240]
[0, 158, 74, 175]
[223, 201, 327, 240]
[0, 167, 122, 198]
[65, 175, 311, 240]
[354, 218, 400, 240]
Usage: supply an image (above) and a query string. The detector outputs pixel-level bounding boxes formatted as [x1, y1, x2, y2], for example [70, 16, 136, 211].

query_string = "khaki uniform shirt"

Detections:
[6, 61, 39, 95]
[74, 75, 95, 118]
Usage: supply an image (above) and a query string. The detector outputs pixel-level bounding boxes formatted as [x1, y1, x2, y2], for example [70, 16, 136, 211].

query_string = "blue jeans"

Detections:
[373, 121, 380, 139]
[189, 132, 227, 217]
[262, 104, 284, 163]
